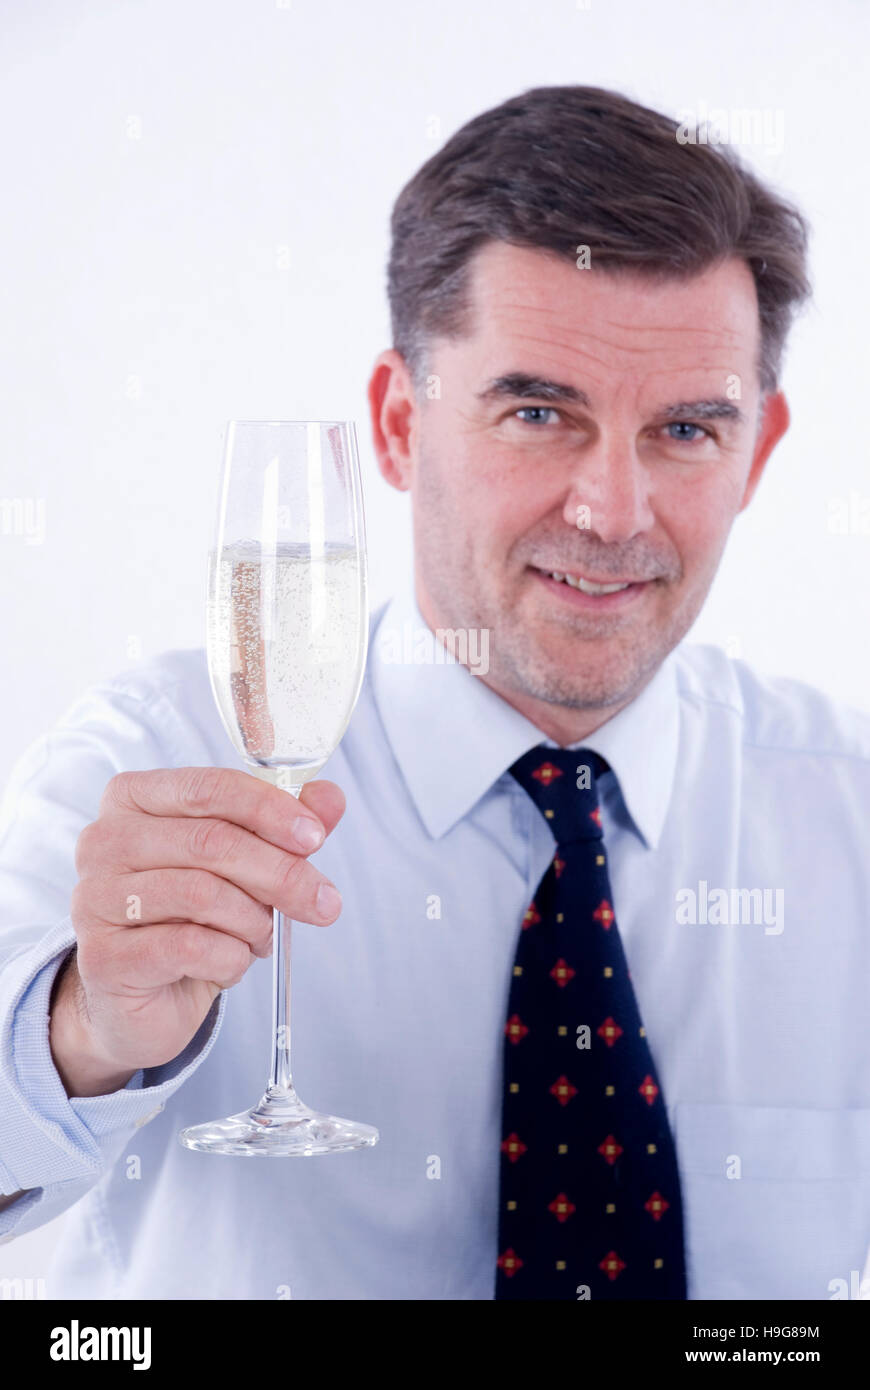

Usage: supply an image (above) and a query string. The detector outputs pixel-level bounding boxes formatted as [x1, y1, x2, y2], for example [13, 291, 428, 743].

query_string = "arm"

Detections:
[0, 661, 343, 1241]
[0, 672, 222, 1237]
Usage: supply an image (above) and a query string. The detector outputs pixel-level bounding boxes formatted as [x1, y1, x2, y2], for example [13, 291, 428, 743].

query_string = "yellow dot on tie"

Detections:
[506, 1200, 517, 1211]
[596, 854, 605, 865]
[513, 965, 523, 976]
[556, 912, 564, 923]
[557, 1143, 568, 1154]
[510, 1083, 520, 1094]
[557, 1025, 567, 1036]
[545, 809, 554, 818]
[654, 1258, 664, 1269]
[647, 1143, 657, 1154]
[606, 1203, 615, 1214]
[603, 966, 613, 978]
[605, 1084, 615, 1096]
[555, 1260, 566, 1271]
[639, 1026, 646, 1037]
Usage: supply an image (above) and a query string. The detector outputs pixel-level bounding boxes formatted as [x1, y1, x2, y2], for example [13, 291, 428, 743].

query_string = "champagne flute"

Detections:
[179, 420, 379, 1156]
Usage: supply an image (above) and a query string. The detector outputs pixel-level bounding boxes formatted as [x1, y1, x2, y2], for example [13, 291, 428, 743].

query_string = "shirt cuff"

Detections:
[0, 917, 227, 1200]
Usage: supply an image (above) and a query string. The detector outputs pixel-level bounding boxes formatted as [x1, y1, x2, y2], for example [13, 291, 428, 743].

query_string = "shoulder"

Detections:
[51, 647, 213, 735]
[673, 643, 870, 766]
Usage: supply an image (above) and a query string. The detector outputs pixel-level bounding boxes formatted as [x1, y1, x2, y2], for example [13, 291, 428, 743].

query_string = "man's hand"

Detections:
[50, 767, 345, 1098]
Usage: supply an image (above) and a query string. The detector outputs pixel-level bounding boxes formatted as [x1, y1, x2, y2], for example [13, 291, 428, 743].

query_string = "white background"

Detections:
[1, 0, 867, 1286]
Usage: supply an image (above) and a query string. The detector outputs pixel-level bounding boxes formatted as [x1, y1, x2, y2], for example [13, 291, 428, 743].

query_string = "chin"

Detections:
[494, 645, 647, 711]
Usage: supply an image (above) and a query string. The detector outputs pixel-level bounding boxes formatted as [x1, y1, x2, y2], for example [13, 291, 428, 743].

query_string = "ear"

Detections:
[738, 390, 790, 512]
[367, 348, 419, 493]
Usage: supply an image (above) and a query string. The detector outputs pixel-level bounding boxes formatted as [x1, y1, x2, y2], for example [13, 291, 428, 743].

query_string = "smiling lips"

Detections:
[532, 565, 649, 596]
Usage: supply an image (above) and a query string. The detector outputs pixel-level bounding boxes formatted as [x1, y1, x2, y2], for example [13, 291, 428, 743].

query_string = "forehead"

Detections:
[459, 240, 760, 382]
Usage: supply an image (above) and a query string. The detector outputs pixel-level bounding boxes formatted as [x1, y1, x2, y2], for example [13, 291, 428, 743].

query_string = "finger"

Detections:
[101, 767, 345, 856]
[86, 922, 256, 993]
[78, 815, 343, 925]
[71, 870, 274, 957]
[294, 780, 346, 838]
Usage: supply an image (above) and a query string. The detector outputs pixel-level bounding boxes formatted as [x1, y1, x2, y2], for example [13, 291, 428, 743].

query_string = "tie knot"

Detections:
[509, 744, 608, 845]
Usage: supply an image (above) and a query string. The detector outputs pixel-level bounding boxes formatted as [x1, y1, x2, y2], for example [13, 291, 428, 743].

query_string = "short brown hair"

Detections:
[387, 85, 811, 396]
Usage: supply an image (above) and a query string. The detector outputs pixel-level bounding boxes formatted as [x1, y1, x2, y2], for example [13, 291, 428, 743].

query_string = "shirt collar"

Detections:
[369, 575, 679, 849]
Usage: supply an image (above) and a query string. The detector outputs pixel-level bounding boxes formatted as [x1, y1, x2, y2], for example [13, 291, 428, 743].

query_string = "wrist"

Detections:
[48, 951, 138, 1098]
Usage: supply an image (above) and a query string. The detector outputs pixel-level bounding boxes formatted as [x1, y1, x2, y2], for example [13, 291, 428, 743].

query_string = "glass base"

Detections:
[178, 1087, 379, 1157]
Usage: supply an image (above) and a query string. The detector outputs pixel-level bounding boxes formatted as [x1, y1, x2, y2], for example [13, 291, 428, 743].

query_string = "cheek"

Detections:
[423, 426, 553, 544]
[656, 475, 742, 572]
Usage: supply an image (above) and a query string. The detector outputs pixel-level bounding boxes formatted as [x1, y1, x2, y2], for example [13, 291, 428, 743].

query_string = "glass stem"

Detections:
[268, 783, 302, 1098]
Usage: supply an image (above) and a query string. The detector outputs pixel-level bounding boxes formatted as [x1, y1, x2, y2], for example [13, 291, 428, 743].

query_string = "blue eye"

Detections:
[515, 406, 560, 425]
[666, 421, 708, 442]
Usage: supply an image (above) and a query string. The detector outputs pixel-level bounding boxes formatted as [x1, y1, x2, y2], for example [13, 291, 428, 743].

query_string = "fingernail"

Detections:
[291, 817, 323, 853]
[316, 883, 342, 918]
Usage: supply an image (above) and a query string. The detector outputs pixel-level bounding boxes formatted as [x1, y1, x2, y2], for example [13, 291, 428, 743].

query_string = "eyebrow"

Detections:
[475, 374, 747, 426]
[476, 374, 590, 405]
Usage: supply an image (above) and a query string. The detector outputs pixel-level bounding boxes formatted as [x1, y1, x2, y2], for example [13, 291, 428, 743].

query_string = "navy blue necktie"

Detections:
[495, 745, 686, 1299]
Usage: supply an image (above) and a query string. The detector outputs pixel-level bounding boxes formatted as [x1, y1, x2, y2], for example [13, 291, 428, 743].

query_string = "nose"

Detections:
[562, 434, 655, 545]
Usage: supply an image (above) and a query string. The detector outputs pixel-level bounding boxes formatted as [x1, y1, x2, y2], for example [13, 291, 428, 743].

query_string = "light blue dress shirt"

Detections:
[1, 576, 869, 1301]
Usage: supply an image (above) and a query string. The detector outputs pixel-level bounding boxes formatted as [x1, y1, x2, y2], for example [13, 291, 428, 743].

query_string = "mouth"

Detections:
[529, 565, 654, 610]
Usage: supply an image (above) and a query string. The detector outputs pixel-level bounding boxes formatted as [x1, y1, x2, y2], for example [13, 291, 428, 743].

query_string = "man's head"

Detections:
[369, 86, 811, 741]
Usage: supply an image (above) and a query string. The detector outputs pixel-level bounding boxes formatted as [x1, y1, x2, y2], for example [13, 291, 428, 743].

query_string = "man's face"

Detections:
[372, 241, 789, 730]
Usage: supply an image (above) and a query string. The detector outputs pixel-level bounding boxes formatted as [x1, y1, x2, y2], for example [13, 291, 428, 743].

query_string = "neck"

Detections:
[471, 671, 636, 746]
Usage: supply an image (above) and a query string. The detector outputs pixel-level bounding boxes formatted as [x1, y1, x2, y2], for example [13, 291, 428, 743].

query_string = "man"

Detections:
[1, 85, 868, 1302]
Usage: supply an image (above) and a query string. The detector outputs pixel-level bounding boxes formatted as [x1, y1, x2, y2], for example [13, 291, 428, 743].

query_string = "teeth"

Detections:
[579, 578, 630, 595]
[548, 571, 631, 595]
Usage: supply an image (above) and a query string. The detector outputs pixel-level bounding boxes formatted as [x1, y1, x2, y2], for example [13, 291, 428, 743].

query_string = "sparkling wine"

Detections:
[207, 540, 367, 783]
